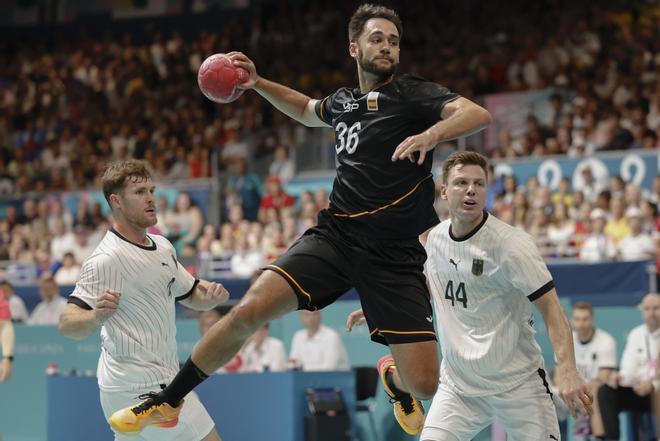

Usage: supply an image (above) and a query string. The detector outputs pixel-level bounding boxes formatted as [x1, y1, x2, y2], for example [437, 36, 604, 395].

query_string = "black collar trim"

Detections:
[110, 227, 156, 250]
[449, 211, 489, 242]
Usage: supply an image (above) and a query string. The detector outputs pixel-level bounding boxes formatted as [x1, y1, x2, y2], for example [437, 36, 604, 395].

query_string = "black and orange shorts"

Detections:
[265, 210, 436, 346]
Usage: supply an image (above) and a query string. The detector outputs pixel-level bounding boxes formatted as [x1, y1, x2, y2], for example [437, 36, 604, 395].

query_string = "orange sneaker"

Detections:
[377, 355, 425, 435]
[108, 392, 183, 435]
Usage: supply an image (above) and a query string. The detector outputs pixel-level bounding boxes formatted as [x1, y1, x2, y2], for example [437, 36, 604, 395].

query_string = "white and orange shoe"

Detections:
[108, 392, 183, 435]
[377, 354, 425, 435]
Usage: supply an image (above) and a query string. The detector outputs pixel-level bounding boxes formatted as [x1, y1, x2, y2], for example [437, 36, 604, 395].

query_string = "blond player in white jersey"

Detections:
[568, 301, 617, 437]
[59, 160, 229, 441]
[348, 151, 592, 440]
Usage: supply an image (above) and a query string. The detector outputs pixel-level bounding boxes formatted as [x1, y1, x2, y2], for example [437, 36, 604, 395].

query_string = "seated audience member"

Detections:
[54, 252, 82, 285]
[27, 276, 67, 326]
[241, 323, 287, 372]
[569, 301, 617, 439]
[579, 208, 617, 262]
[597, 293, 660, 439]
[604, 196, 631, 245]
[289, 310, 349, 372]
[618, 206, 655, 261]
[0, 280, 28, 323]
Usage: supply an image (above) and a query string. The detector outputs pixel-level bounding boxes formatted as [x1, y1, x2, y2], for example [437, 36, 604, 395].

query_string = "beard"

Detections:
[358, 52, 397, 80]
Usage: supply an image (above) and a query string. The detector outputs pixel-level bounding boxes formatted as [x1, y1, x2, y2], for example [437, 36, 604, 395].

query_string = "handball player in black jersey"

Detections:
[109, 4, 492, 436]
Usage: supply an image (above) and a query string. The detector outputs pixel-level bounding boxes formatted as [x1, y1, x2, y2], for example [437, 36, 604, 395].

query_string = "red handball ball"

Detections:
[197, 53, 249, 103]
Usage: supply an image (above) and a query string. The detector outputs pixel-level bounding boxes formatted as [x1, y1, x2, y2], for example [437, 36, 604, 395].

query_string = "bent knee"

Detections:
[226, 300, 264, 336]
[408, 376, 438, 400]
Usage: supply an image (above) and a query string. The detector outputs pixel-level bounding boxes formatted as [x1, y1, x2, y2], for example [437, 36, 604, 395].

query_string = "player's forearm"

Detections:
[424, 101, 492, 143]
[545, 306, 578, 372]
[253, 77, 323, 127]
[58, 309, 100, 340]
[0, 319, 15, 358]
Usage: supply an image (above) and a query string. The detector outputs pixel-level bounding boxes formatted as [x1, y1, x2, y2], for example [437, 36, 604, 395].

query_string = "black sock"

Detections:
[160, 357, 209, 407]
[385, 369, 408, 398]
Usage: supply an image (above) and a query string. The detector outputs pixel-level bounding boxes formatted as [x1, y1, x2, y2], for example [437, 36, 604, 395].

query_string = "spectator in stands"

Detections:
[258, 176, 294, 223]
[27, 275, 67, 326]
[604, 196, 632, 245]
[547, 201, 576, 257]
[579, 208, 617, 262]
[225, 158, 262, 222]
[289, 309, 349, 372]
[597, 293, 660, 440]
[640, 200, 659, 235]
[575, 167, 605, 204]
[54, 252, 82, 285]
[70, 225, 95, 264]
[0, 280, 28, 323]
[569, 301, 617, 439]
[168, 192, 204, 254]
[618, 207, 655, 261]
[229, 235, 264, 279]
[268, 145, 295, 184]
[241, 323, 287, 373]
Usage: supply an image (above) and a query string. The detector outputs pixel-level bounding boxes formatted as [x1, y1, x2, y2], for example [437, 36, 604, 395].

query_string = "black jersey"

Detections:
[314, 74, 459, 239]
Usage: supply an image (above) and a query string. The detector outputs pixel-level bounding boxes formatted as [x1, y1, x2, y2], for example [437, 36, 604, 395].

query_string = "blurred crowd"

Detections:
[0, 1, 658, 197]
[0, 0, 658, 297]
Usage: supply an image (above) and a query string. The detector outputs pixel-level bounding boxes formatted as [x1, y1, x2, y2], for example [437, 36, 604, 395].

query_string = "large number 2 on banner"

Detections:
[335, 122, 361, 154]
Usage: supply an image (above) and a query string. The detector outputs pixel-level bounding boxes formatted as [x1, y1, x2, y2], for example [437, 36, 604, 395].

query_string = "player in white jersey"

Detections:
[348, 151, 592, 440]
[58, 160, 229, 441]
[569, 301, 617, 438]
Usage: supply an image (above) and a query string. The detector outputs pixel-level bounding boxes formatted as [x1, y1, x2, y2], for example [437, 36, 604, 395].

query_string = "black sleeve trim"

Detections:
[314, 97, 330, 124]
[68, 296, 93, 310]
[528, 280, 555, 302]
[176, 279, 199, 302]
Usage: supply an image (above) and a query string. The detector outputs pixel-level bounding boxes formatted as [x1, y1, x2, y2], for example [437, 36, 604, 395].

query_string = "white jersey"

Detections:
[573, 328, 617, 380]
[425, 213, 553, 396]
[69, 229, 196, 392]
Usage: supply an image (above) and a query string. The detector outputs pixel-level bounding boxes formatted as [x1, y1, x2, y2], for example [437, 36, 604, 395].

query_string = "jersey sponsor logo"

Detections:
[472, 259, 483, 276]
[343, 101, 359, 112]
[449, 258, 460, 270]
[425, 316, 433, 323]
[366, 91, 379, 111]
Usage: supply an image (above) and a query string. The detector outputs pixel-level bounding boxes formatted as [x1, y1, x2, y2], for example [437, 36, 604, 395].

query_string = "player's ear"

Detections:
[440, 183, 448, 200]
[348, 42, 358, 59]
[109, 193, 121, 210]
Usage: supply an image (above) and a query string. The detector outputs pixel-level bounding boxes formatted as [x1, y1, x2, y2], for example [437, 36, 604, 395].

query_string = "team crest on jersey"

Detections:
[366, 91, 379, 111]
[471, 259, 483, 276]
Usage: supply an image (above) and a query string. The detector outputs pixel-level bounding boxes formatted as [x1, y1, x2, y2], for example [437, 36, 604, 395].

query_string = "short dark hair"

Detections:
[101, 159, 152, 206]
[348, 4, 402, 42]
[572, 301, 593, 315]
[442, 151, 489, 184]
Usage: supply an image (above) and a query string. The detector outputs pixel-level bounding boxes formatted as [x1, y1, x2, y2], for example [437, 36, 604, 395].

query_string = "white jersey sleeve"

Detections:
[499, 231, 553, 301]
[159, 239, 196, 301]
[70, 252, 121, 309]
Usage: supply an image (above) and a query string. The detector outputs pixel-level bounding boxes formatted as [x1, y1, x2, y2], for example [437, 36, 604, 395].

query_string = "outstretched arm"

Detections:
[229, 52, 328, 128]
[535, 289, 593, 417]
[392, 97, 492, 163]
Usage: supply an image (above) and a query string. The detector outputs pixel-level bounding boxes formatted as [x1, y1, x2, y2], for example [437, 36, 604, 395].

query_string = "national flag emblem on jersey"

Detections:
[366, 91, 379, 111]
[471, 259, 483, 276]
